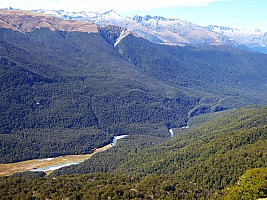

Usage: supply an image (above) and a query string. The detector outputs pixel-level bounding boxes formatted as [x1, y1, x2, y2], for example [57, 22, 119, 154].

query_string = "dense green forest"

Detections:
[222, 167, 267, 199]
[2, 23, 267, 162]
[0, 172, 211, 199]
[112, 106, 267, 189]
[0, 27, 198, 162]
[101, 25, 267, 125]
[0, 127, 112, 163]
[2, 168, 266, 199]
[51, 134, 169, 175]
[53, 106, 267, 196]
[1, 169, 266, 199]
[1, 106, 266, 199]
[53, 106, 267, 179]
[1, 11, 267, 199]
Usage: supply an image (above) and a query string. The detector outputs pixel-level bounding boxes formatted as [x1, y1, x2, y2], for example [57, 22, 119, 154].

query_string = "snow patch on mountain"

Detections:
[32, 9, 267, 53]
[207, 25, 267, 49]
[114, 29, 131, 47]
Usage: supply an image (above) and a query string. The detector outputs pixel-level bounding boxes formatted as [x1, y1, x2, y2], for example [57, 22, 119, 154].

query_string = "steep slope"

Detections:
[0, 10, 199, 163]
[1, 12, 267, 197]
[0, 9, 98, 32]
[1, 10, 267, 164]
[32, 9, 234, 46]
[103, 25, 267, 113]
[222, 167, 267, 199]
[0, 172, 211, 199]
[53, 106, 267, 196]
[33, 9, 267, 53]
[207, 25, 267, 53]
[115, 106, 267, 188]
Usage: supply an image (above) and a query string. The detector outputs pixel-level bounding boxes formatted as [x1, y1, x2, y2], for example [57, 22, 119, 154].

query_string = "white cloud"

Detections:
[1, 0, 233, 12]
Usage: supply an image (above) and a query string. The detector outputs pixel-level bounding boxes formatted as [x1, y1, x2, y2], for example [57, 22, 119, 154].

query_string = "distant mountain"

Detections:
[1, 10, 267, 199]
[207, 25, 267, 53]
[33, 9, 267, 53]
[0, 10, 199, 162]
[0, 9, 98, 32]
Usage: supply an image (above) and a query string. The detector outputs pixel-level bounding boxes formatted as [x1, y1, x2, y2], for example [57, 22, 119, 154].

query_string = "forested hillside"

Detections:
[1, 106, 266, 199]
[101, 25, 267, 115]
[112, 106, 267, 188]
[0, 10, 199, 163]
[53, 106, 267, 183]
[111, 27, 267, 106]
[1, 10, 267, 199]
[54, 105, 267, 200]
[1, 10, 267, 164]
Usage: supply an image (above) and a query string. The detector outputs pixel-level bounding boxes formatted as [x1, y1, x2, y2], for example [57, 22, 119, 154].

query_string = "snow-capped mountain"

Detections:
[207, 25, 267, 53]
[32, 9, 267, 53]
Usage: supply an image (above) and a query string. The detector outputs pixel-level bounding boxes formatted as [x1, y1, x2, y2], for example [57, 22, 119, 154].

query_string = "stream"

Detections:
[29, 135, 128, 172]
[169, 124, 189, 137]
[29, 162, 81, 172]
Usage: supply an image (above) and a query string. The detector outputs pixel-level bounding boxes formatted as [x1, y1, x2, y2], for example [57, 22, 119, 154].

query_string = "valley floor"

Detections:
[0, 143, 112, 177]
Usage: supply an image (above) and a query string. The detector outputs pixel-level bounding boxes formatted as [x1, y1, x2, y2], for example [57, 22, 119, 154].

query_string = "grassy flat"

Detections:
[0, 143, 112, 176]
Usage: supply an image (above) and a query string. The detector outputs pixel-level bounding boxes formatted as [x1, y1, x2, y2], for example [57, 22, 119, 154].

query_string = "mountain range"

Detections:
[31, 9, 267, 54]
[1, 9, 267, 162]
[0, 9, 267, 199]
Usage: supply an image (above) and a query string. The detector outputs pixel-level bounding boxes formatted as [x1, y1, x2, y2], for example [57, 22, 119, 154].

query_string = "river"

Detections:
[29, 135, 128, 172]
[169, 124, 190, 137]
[169, 129, 174, 137]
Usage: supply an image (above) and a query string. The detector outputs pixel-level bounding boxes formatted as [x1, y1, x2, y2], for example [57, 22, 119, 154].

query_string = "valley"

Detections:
[0, 9, 267, 199]
[0, 135, 127, 176]
[0, 154, 93, 177]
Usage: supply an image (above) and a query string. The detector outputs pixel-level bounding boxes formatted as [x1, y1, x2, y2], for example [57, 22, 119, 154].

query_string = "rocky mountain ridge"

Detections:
[32, 9, 267, 53]
[207, 25, 267, 53]
[0, 9, 98, 33]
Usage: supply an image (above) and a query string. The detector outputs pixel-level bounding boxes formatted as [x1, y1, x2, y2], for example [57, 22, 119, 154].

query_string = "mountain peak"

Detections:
[133, 15, 143, 23]
[8, 7, 15, 10]
[103, 10, 119, 16]
[143, 15, 152, 21]
[27, 8, 267, 54]
[152, 16, 166, 21]
[105, 9, 117, 13]
[0, 10, 98, 33]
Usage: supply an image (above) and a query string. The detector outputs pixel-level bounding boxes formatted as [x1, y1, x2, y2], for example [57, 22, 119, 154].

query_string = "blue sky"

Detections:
[122, 0, 267, 31]
[1, 0, 267, 31]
